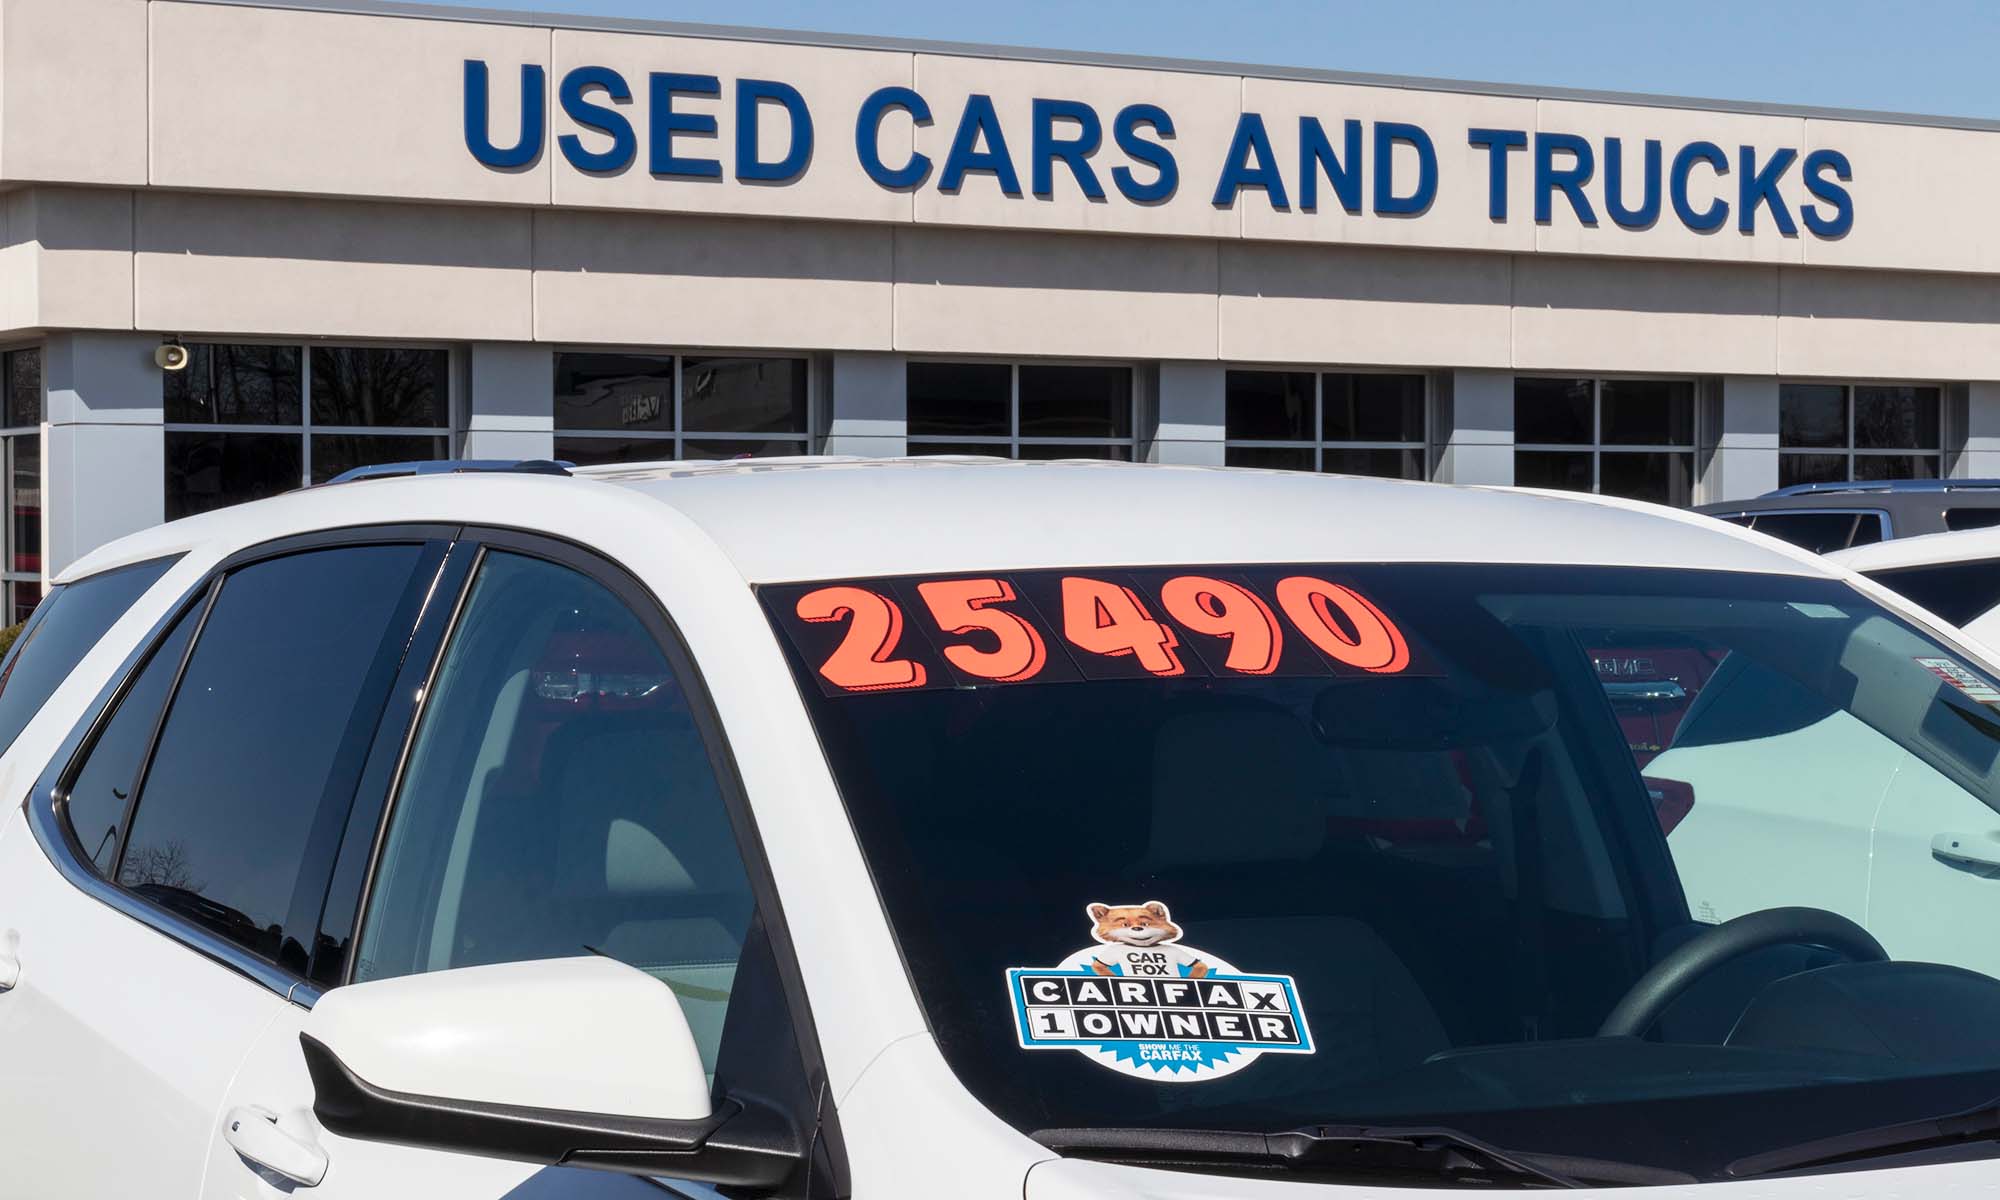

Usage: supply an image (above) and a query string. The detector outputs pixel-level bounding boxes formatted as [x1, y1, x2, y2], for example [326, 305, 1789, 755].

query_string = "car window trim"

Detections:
[343, 526, 846, 1189]
[23, 524, 460, 1007]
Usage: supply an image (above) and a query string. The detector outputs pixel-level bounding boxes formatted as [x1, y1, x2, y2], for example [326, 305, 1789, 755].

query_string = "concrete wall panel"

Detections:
[909, 54, 1239, 239]
[134, 193, 534, 339]
[1, 0, 146, 185]
[1778, 266, 2000, 380]
[32, 188, 136, 331]
[150, 1, 551, 204]
[1512, 256, 1778, 375]
[1804, 119, 2000, 275]
[550, 30, 912, 224]
[892, 226, 1217, 359]
[1217, 242, 1511, 367]
[534, 210, 893, 349]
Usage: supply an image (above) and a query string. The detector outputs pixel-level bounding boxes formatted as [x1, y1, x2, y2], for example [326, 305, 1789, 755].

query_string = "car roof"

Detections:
[61, 456, 1841, 586]
[1826, 526, 2000, 572]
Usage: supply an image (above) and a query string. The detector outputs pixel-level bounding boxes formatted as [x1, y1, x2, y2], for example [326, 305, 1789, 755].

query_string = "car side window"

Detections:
[0, 555, 179, 758]
[1747, 511, 1870, 554]
[354, 550, 755, 1075]
[102, 544, 435, 974]
[1947, 507, 2000, 532]
[1865, 559, 2000, 627]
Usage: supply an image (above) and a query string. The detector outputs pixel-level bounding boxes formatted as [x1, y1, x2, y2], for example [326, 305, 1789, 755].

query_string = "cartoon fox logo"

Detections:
[1085, 901, 1209, 978]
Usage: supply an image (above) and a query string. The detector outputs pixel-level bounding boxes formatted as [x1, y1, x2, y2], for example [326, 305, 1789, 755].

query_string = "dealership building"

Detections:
[2, 0, 2000, 614]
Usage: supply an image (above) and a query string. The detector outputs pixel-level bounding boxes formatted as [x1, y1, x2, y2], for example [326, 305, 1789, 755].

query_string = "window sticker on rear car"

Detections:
[1916, 656, 2000, 705]
[1007, 901, 1314, 1083]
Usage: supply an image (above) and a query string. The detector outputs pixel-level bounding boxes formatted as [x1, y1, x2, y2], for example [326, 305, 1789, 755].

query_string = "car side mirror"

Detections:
[298, 955, 801, 1188]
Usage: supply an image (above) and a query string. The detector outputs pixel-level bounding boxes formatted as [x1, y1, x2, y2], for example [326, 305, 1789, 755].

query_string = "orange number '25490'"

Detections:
[916, 578, 1048, 683]
[1158, 575, 1283, 675]
[795, 585, 928, 692]
[1273, 576, 1410, 673]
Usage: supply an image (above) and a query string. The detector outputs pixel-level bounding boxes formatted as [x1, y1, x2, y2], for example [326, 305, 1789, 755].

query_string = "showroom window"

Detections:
[1514, 377, 1696, 506]
[553, 352, 811, 466]
[0, 347, 41, 623]
[906, 361, 1137, 460]
[163, 343, 451, 519]
[1779, 382, 1942, 488]
[1223, 369, 1428, 479]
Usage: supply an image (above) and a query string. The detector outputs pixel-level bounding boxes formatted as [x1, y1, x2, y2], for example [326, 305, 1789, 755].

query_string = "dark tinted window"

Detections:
[116, 544, 432, 973]
[1324, 373, 1424, 443]
[63, 606, 199, 874]
[310, 347, 448, 428]
[1515, 378, 1593, 444]
[1854, 385, 1940, 450]
[1017, 365, 1132, 439]
[309, 433, 448, 484]
[1948, 508, 2000, 532]
[1865, 559, 2000, 626]
[1600, 379, 1694, 445]
[354, 551, 752, 1071]
[908, 362, 1011, 437]
[164, 344, 302, 425]
[0, 556, 178, 757]
[681, 356, 807, 434]
[1515, 449, 1592, 491]
[6, 347, 42, 427]
[165, 431, 302, 520]
[554, 352, 675, 433]
[1225, 371, 1313, 442]
[1747, 511, 1867, 554]
[1780, 384, 1847, 448]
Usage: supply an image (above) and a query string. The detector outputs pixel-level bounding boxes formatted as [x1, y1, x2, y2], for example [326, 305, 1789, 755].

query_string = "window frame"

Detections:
[551, 347, 818, 462]
[161, 338, 459, 492]
[1778, 379, 1945, 484]
[28, 525, 457, 1002]
[1221, 364, 1431, 477]
[0, 342, 44, 619]
[1513, 373, 1700, 495]
[905, 356, 1141, 460]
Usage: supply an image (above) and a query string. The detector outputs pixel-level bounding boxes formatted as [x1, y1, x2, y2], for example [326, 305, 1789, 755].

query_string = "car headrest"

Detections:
[553, 724, 732, 897]
[1147, 708, 1330, 867]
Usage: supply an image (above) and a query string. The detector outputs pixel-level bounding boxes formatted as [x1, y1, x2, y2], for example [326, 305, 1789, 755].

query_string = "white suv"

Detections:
[6, 458, 2000, 1197]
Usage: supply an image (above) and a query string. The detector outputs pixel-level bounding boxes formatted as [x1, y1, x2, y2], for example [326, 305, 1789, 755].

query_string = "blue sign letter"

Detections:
[940, 94, 1022, 195]
[855, 86, 932, 189]
[465, 61, 545, 169]
[557, 66, 634, 174]
[1801, 148, 1853, 238]
[736, 78, 813, 183]
[1603, 137, 1661, 229]
[1670, 141, 1729, 232]
[1467, 128, 1525, 220]
[1300, 117, 1361, 214]
[1534, 132, 1597, 225]
[1374, 122, 1436, 216]
[1212, 113, 1288, 209]
[1032, 98, 1105, 199]
[649, 73, 722, 178]
[1737, 145, 1799, 235]
[1111, 104, 1177, 203]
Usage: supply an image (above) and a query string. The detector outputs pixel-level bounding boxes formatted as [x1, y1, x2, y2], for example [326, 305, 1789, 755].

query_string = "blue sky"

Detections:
[422, 0, 2000, 119]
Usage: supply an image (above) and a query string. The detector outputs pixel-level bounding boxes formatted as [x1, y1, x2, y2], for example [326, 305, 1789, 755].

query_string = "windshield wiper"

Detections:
[1036, 1124, 1695, 1188]
[1727, 1093, 2000, 1178]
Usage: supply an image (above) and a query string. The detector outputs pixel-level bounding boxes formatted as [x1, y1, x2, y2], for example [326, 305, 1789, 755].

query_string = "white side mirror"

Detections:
[300, 956, 800, 1187]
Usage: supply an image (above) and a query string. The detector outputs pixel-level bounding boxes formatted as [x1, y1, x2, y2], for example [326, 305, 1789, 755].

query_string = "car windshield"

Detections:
[763, 563, 2000, 1181]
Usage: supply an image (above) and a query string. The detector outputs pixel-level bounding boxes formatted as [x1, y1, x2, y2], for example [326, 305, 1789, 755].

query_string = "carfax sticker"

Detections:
[1917, 656, 2000, 705]
[1007, 901, 1314, 1082]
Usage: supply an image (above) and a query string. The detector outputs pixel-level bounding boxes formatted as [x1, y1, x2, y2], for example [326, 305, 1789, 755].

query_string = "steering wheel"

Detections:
[1596, 906, 1887, 1039]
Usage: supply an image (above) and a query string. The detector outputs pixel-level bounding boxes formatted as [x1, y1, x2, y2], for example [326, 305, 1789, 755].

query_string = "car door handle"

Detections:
[223, 1107, 327, 1187]
[1932, 832, 2000, 874]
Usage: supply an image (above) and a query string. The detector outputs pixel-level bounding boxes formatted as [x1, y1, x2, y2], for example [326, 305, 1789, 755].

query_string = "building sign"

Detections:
[463, 60, 1854, 237]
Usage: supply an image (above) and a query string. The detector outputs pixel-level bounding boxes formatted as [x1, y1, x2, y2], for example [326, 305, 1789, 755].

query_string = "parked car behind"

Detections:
[9, 459, 2000, 1196]
[1698, 479, 2000, 553]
